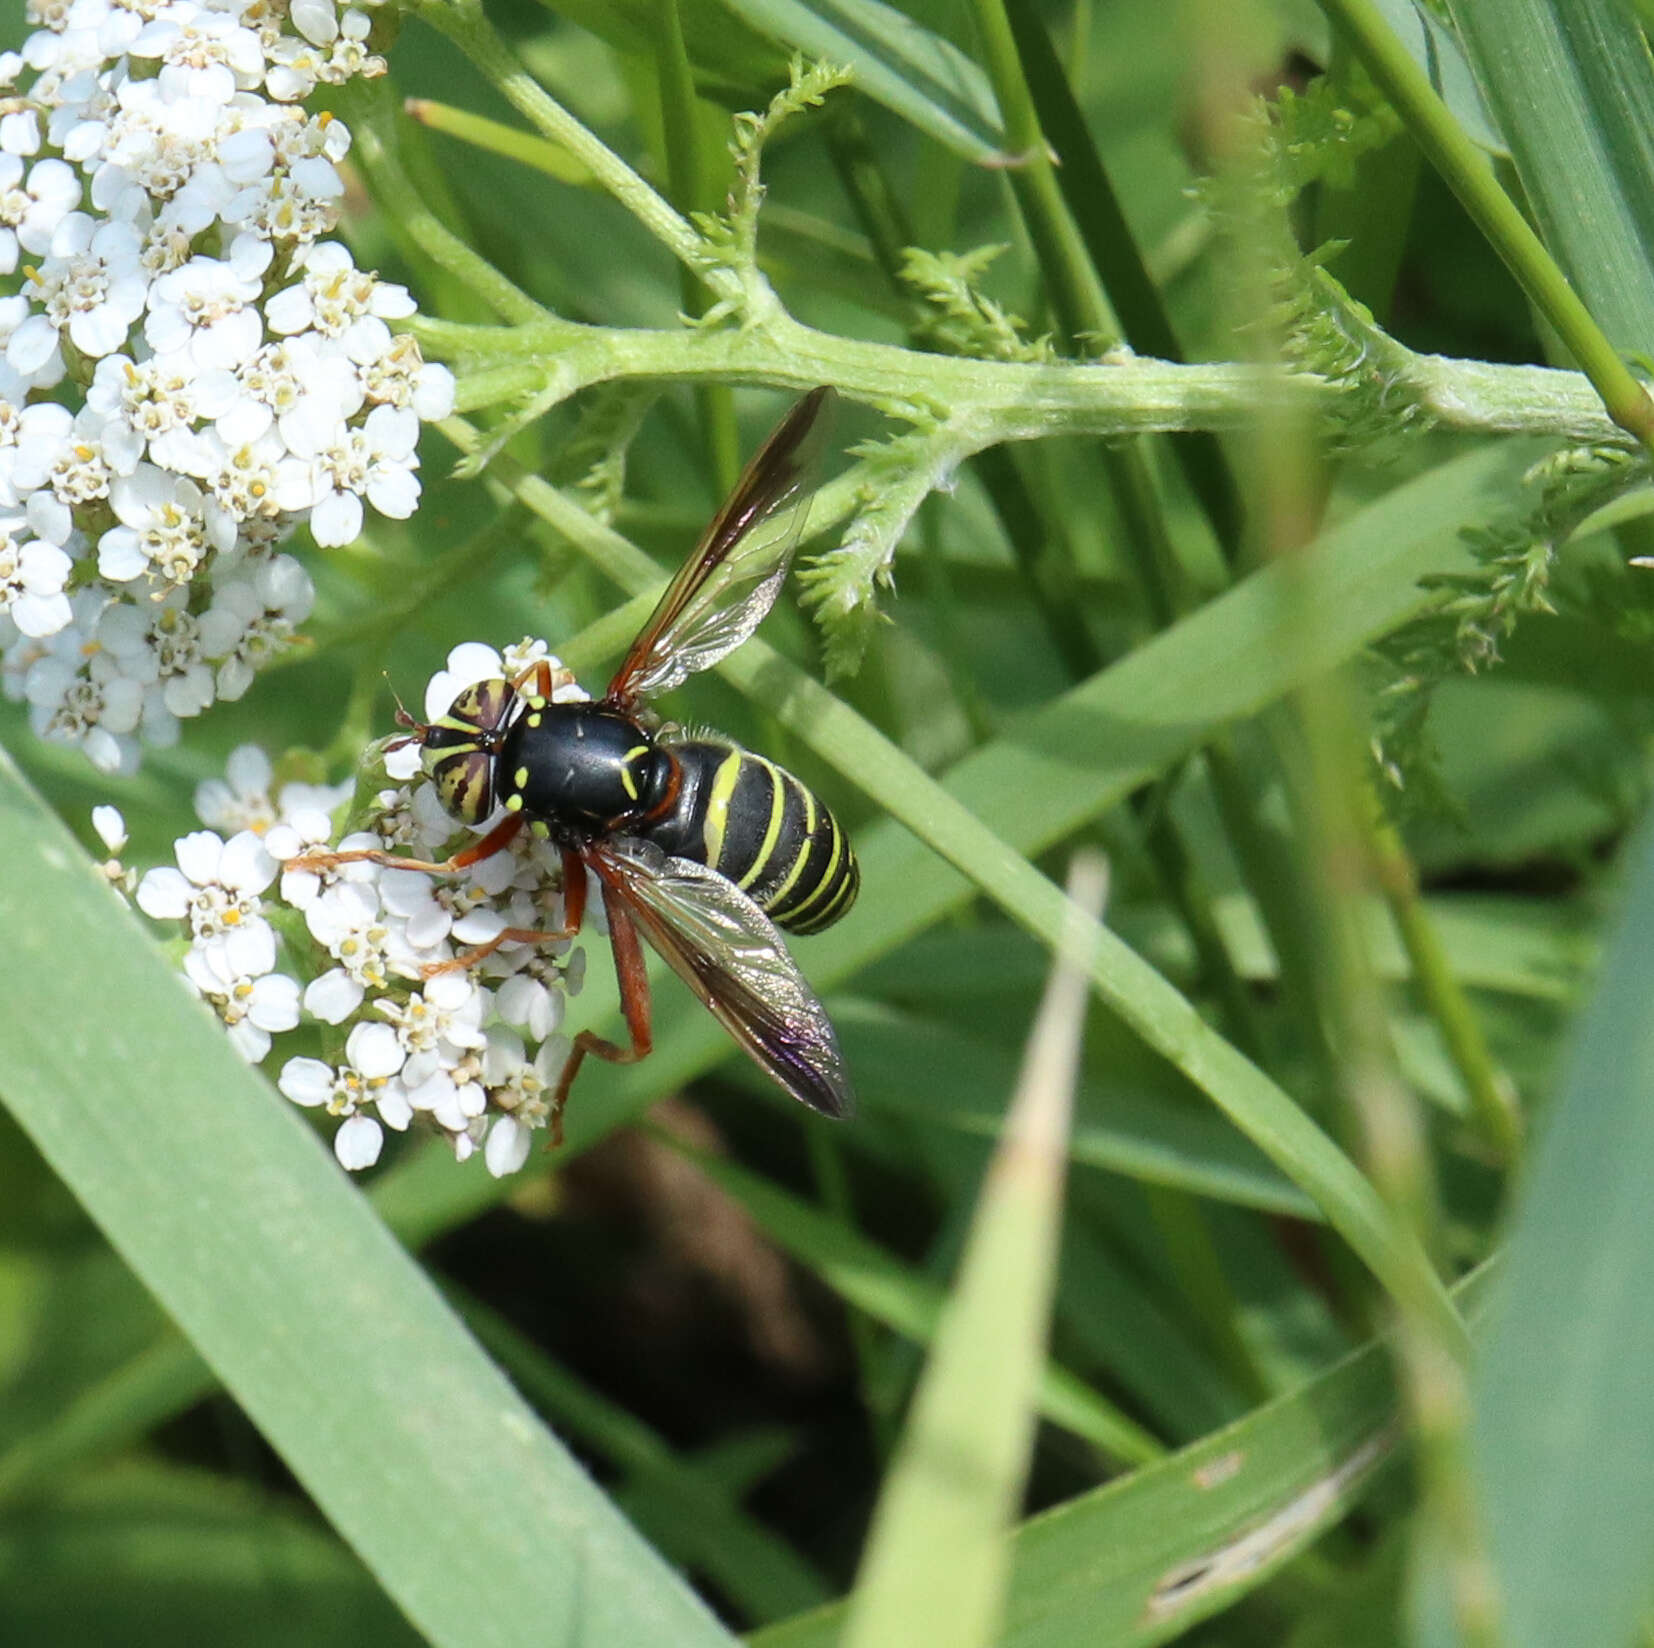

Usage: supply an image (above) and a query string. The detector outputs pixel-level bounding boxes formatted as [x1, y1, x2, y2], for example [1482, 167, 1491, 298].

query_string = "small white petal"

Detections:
[377, 1084, 414, 1131]
[365, 466, 420, 521]
[346, 1019, 405, 1078]
[383, 742, 422, 781]
[218, 830, 278, 895]
[92, 805, 128, 854]
[174, 830, 225, 887]
[247, 973, 301, 1032]
[485, 1114, 532, 1178]
[279, 1056, 334, 1107]
[334, 1114, 383, 1170]
[227, 1020, 273, 1063]
[310, 488, 362, 547]
[136, 865, 192, 919]
[223, 920, 277, 979]
[304, 968, 363, 1024]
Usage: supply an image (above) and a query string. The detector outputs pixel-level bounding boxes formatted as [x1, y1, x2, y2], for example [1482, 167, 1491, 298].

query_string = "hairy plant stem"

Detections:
[422, 310, 1627, 447]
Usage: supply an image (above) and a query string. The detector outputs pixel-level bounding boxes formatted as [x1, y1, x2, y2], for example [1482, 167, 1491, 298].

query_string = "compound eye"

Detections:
[448, 677, 514, 733]
[430, 748, 495, 825]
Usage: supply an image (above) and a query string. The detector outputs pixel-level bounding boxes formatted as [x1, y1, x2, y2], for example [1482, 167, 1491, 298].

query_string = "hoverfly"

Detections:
[301, 388, 855, 1140]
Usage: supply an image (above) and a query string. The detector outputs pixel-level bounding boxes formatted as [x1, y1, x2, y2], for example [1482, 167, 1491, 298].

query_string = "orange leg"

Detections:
[511, 658, 556, 699]
[547, 871, 652, 1148]
[423, 850, 588, 976]
[290, 810, 528, 879]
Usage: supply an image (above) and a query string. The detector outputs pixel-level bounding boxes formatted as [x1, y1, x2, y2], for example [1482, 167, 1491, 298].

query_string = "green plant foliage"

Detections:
[1452, 814, 1654, 1648]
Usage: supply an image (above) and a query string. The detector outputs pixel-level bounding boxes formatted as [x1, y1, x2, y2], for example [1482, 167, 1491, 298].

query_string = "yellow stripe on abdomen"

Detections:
[700, 749, 745, 873]
[737, 759, 788, 890]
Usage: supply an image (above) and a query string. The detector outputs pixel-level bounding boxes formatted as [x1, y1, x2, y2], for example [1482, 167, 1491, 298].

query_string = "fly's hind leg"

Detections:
[424, 849, 588, 977]
[546, 874, 652, 1148]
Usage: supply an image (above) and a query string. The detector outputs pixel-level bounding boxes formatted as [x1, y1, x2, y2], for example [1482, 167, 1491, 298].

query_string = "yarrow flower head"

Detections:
[1, 0, 455, 774]
[118, 644, 590, 1175]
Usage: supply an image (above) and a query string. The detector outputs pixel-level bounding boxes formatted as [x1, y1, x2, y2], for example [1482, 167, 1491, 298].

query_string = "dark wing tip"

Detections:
[772, 1025, 855, 1120]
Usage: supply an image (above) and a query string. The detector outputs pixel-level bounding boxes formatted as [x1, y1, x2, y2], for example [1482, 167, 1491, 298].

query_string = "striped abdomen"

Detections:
[641, 738, 858, 935]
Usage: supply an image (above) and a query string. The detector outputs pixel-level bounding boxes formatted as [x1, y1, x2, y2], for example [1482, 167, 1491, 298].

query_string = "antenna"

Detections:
[383, 671, 426, 747]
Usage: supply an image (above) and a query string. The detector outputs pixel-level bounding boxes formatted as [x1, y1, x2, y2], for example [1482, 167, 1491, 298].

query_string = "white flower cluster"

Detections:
[114, 640, 591, 1176]
[1, 0, 455, 773]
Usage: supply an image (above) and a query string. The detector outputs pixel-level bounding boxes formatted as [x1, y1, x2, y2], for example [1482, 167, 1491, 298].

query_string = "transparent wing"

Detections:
[607, 387, 834, 707]
[591, 838, 854, 1119]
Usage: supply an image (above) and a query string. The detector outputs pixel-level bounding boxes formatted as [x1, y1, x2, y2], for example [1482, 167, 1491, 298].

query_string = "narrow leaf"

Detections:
[0, 745, 737, 1648]
[842, 856, 1103, 1648]
[1464, 814, 1654, 1648]
[1446, 0, 1654, 352]
[753, 1269, 1496, 1648]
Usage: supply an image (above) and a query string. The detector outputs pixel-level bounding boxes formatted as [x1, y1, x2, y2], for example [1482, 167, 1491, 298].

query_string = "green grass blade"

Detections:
[1458, 816, 1654, 1648]
[725, 0, 1007, 163]
[662, 1139, 1161, 1467]
[753, 1267, 1497, 1648]
[0, 746, 737, 1648]
[841, 856, 1102, 1648]
[1371, 0, 1505, 153]
[1446, 0, 1654, 353]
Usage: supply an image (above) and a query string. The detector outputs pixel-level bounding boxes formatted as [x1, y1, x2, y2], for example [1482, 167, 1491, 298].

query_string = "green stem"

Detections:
[402, 97, 596, 187]
[967, 0, 1116, 350]
[1317, 0, 1654, 453]
[422, 310, 1629, 446]
[968, 0, 1189, 621]
[1366, 804, 1523, 1164]
[1001, 1, 1244, 553]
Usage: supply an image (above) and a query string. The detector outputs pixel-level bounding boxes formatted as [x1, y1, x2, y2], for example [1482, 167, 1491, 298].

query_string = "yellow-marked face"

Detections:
[421, 678, 516, 825]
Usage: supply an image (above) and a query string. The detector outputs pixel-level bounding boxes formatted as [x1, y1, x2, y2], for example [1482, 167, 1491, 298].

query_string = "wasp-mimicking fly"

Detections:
[300, 388, 856, 1139]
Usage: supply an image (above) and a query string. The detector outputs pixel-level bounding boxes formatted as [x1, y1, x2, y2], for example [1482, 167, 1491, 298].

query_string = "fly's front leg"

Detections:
[289, 812, 528, 879]
[511, 658, 557, 702]
[547, 873, 651, 1148]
